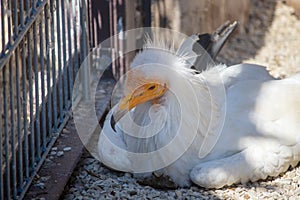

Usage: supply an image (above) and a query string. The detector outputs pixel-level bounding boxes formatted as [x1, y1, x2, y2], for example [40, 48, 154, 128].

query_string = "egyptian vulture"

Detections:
[98, 23, 300, 188]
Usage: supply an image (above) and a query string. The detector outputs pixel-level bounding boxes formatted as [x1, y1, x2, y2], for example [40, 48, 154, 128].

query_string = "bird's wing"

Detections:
[177, 21, 238, 71]
[98, 107, 132, 172]
[191, 72, 300, 188]
[195, 64, 293, 158]
[219, 63, 276, 89]
[224, 72, 300, 146]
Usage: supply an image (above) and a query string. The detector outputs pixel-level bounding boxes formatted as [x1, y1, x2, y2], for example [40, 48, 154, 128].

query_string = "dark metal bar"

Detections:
[66, 0, 73, 106]
[20, 0, 25, 28]
[9, 56, 17, 199]
[61, 0, 69, 109]
[109, 0, 115, 75]
[3, 64, 10, 200]
[15, 47, 24, 193]
[142, 0, 151, 27]
[80, 0, 91, 102]
[45, 3, 52, 138]
[25, 0, 30, 20]
[117, 0, 125, 76]
[32, 0, 37, 10]
[112, 0, 119, 79]
[56, 0, 64, 122]
[13, 0, 18, 38]
[27, 30, 35, 171]
[7, 0, 12, 47]
[86, 0, 93, 47]
[1, 0, 6, 56]
[22, 36, 29, 179]
[40, 12, 47, 151]
[50, 0, 57, 132]
[72, 0, 79, 74]
[0, 110, 3, 200]
[33, 21, 41, 161]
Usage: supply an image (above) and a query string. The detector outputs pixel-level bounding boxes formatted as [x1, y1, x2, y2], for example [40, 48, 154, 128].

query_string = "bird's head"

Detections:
[111, 46, 191, 125]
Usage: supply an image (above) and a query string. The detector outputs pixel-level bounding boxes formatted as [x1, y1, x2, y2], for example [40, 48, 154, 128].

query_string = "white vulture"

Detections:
[98, 22, 300, 188]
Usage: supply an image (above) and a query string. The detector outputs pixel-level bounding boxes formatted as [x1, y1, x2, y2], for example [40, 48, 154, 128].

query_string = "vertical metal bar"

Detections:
[0, 110, 3, 200]
[27, 30, 35, 170]
[22, 37, 29, 179]
[109, 0, 115, 75]
[45, 3, 52, 138]
[7, 0, 13, 47]
[142, 0, 151, 27]
[9, 56, 17, 199]
[72, 0, 79, 74]
[13, 0, 18, 38]
[80, 0, 91, 102]
[1, 0, 6, 56]
[117, 0, 126, 75]
[112, 0, 119, 79]
[7, 1, 16, 197]
[50, 0, 57, 132]
[20, 0, 25, 28]
[32, 0, 37, 10]
[86, 0, 94, 47]
[33, 21, 41, 160]
[3, 64, 10, 200]
[61, 0, 68, 109]
[56, 0, 64, 121]
[66, 1, 73, 104]
[25, 0, 30, 20]
[15, 47, 24, 193]
[40, 13, 47, 151]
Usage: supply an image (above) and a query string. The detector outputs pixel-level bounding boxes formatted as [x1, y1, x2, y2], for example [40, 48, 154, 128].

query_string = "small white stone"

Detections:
[57, 151, 64, 157]
[51, 147, 58, 151]
[63, 147, 72, 152]
[175, 190, 182, 198]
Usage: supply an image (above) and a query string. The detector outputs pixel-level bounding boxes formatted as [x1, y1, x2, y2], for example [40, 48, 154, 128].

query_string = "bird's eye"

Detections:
[148, 85, 156, 90]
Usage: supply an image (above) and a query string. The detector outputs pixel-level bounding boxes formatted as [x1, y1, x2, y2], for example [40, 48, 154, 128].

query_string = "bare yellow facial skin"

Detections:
[119, 82, 168, 110]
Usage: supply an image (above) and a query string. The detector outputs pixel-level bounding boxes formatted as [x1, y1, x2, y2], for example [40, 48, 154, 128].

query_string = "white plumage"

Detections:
[98, 34, 300, 188]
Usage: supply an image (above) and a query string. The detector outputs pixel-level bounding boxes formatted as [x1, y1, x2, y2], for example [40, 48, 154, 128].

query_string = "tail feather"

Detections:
[177, 21, 238, 72]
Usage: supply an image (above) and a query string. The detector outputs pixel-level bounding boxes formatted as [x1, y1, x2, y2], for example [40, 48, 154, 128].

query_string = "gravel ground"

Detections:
[62, 1, 300, 199]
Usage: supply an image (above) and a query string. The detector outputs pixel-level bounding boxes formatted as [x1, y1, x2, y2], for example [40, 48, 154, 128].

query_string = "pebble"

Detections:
[51, 147, 58, 151]
[128, 190, 137, 196]
[63, 147, 72, 152]
[40, 176, 50, 182]
[255, 187, 267, 193]
[56, 151, 64, 157]
[34, 182, 45, 189]
[175, 190, 182, 198]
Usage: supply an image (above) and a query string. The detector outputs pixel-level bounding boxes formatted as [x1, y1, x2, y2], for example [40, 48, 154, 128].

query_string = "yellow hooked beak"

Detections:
[120, 82, 168, 110]
[112, 82, 168, 125]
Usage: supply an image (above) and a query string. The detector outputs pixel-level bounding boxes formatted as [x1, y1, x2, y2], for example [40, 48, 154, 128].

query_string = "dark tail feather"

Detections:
[197, 21, 238, 59]
[192, 21, 238, 71]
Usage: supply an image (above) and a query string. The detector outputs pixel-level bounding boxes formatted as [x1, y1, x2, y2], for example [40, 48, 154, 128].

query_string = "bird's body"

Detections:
[98, 30, 300, 188]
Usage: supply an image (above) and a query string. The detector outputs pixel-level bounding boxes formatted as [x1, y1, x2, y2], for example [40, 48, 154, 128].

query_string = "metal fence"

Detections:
[0, 0, 151, 199]
[0, 0, 89, 199]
